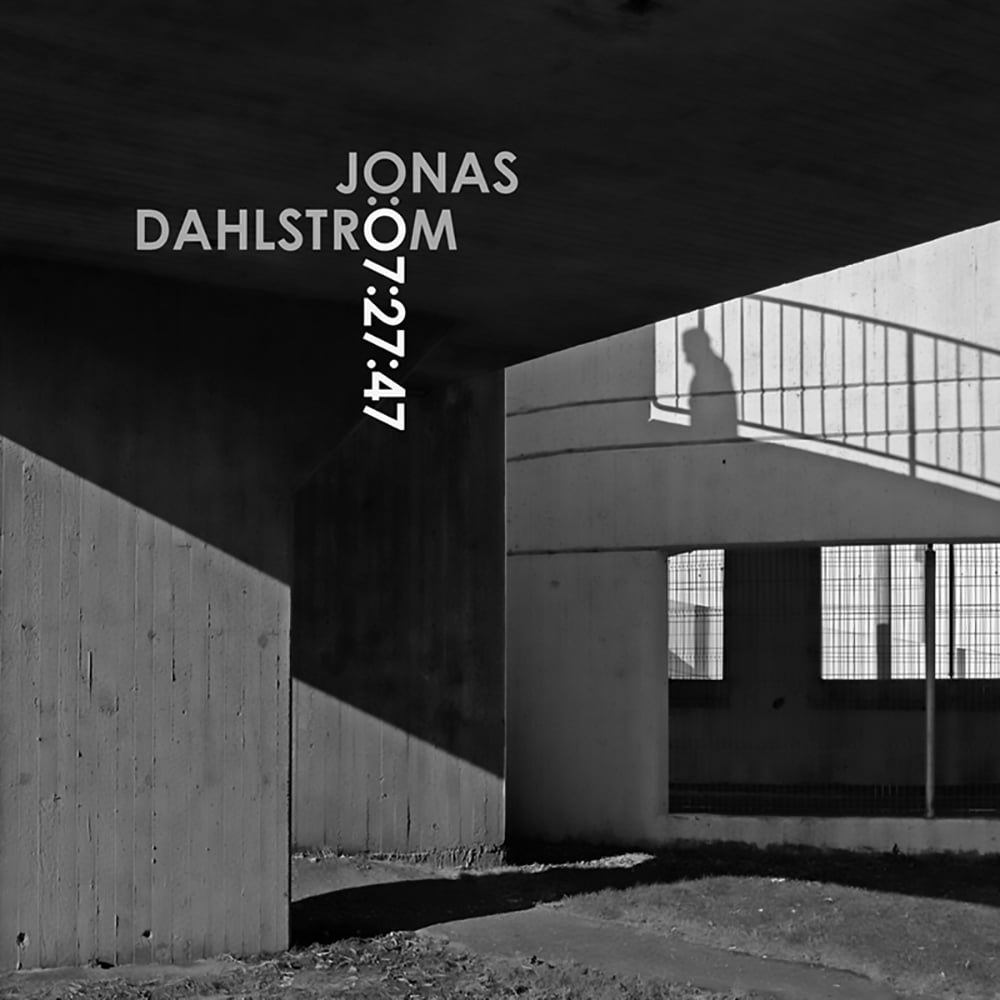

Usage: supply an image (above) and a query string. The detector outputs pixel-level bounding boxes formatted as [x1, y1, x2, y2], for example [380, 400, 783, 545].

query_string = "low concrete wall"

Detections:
[655, 814, 1000, 856]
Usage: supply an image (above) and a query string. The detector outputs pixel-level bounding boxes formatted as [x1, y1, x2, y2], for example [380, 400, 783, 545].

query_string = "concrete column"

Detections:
[292, 371, 506, 857]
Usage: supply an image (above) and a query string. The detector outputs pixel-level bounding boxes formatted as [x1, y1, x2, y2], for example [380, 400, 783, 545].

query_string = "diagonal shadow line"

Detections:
[290, 843, 1000, 945]
[749, 295, 1000, 360]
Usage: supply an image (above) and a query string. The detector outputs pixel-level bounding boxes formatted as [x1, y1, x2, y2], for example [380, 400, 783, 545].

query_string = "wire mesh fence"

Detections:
[667, 549, 724, 680]
[821, 543, 1000, 680]
[667, 543, 1000, 817]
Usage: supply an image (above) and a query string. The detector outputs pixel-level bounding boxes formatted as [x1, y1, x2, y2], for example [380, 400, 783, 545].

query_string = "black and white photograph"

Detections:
[2, 3, 1000, 998]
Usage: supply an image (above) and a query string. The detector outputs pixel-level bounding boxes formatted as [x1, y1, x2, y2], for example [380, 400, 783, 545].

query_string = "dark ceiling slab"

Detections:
[3, 0, 1000, 375]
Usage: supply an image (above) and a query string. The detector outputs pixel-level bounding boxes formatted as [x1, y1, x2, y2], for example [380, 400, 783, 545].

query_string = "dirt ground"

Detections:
[289, 844, 1000, 998]
[289, 841, 1000, 943]
[0, 931, 743, 1000]
[4, 844, 999, 1000]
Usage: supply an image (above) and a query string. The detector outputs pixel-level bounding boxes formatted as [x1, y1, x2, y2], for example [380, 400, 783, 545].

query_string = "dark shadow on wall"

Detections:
[0, 254, 443, 583]
[290, 843, 1000, 943]
[1, 254, 502, 855]
[292, 372, 506, 784]
[683, 325, 738, 440]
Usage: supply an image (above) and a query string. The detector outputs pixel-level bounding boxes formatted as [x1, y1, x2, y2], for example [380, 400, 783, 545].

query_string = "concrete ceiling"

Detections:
[4, 0, 1000, 379]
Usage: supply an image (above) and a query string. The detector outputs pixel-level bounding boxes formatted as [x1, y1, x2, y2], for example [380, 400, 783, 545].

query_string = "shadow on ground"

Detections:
[290, 841, 1000, 946]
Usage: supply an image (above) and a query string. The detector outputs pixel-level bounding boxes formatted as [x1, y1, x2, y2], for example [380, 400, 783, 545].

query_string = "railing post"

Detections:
[925, 544, 936, 819]
[948, 544, 956, 680]
[663, 551, 671, 816]
[907, 331, 917, 476]
[876, 544, 892, 680]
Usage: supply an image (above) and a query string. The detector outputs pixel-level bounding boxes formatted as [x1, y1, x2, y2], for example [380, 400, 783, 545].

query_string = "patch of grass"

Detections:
[0, 935, 759, 1000]
[561, 874, 1000, 999]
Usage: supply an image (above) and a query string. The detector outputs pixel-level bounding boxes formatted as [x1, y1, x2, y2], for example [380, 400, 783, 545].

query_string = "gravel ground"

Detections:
[0, 934, 748, 1000]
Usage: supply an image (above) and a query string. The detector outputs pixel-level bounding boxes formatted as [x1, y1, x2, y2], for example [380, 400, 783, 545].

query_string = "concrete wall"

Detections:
[292, 372, 505, 858]
[0, 260, 293, 969]
[507, 550, 667, 843]
[0, 253, 511, 970]
[506, 221, 1000, 847]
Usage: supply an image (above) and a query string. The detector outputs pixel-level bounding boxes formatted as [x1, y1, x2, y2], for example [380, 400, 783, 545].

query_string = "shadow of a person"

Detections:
[682, 326, 738, 440]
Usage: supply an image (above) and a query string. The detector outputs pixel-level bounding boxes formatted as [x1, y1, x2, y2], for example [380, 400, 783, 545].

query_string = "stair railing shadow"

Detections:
[654, 296, 1000, 493]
